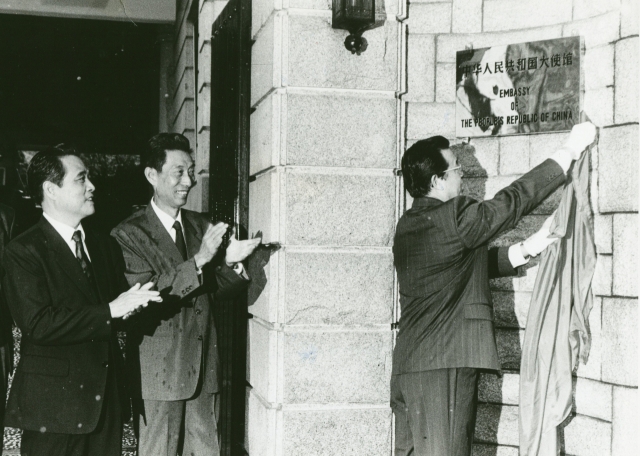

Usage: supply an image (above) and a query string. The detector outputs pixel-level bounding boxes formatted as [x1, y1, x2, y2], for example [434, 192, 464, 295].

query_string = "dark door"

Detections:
[209, 0, 251, 454]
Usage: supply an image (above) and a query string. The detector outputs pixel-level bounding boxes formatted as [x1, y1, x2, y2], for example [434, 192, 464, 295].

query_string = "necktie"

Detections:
[72, 230, 92, 280]
[173, 221, 188, 261]
[72, 230, 99, 298]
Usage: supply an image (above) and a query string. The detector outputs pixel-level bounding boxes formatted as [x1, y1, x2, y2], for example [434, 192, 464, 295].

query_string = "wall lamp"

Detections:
[332, 0, 378, 55]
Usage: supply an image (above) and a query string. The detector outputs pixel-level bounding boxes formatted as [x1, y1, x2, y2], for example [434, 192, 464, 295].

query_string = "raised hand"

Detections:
[225, 227, 261, 266]
[194, 222, 228, 269]
[564, 122, 597, 159]
[110, 282, 162, 319]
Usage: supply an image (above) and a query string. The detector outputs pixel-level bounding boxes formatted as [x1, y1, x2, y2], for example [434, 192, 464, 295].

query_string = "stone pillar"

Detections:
[246, 0, 405, 453]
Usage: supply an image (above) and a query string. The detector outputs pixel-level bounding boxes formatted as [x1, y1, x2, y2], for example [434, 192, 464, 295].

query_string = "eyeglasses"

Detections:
[443, 165, 463, 176]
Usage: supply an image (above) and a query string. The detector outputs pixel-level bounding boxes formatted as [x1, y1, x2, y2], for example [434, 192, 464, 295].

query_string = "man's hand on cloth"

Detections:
[521, 212, 559, 258]
[564, 121, 598, 159]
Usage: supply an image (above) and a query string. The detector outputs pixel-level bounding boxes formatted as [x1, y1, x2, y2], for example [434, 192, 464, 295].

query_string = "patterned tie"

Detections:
[173, 221, 188, 261]
[72, 230, 92, 280]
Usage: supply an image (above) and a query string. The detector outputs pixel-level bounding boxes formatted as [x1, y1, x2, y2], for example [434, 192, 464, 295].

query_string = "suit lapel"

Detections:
[182, 211, 203, 257]
[40, 218, 97, 305]
[144, 204, 184, 264]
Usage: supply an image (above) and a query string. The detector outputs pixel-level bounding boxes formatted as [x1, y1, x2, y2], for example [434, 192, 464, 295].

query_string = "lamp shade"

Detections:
[332, 0, 375, 33]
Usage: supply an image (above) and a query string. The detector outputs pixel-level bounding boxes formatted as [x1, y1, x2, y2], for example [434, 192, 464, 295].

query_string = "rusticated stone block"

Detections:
[584, 87, 614, 127]
[621, 0, 639, 37]
[246, 389, 277, 456]
[584, 44, 614, 90]
[573, 0, 620, 20]
[478, 372, 520, 405]
[250, 93, 279, 175]
[286, 93, 397, 168]
[285, 251, 394, 325]
[457, 138, 500, 177]
[435, 63, 456, 103]
[614, 37, 639, 124]
[562, 11, 620, 48]
[496, 329, 523, 370]
[574, 377, 612, 421]
[286, 173, 396, 246]
[492, 291, 531, 329]
[598, 124, 639, 212]
[499, 136, 530, 175]
[594, 214, 613, 254]
[613, 214, 638, 297]
[408, 3, 452, 34]
[251, 16, 279, 107]
[612, 386, 638, 455]
[602, 297, 638, 386]
[247, 320, 278, 401]
[483, 0, 571, 32]
[249, 171, 279, 244]
[406, 34, 436, 102]
[252, 0, 279, 38]
[452, 0, 482, 33]
[529, 132, 569, 168]
[592, 254, 612, 296]
[283, 408, 392, 455]
[407, 102, 456, 139]
[283, 331, 392, 403]
[563, 415, 612, 456]
[475, 404, 519, 446]
[287, 17, 397, 91]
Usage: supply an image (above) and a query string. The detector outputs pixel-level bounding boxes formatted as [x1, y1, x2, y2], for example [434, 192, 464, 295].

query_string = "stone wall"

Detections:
[404, 0, 638, 455]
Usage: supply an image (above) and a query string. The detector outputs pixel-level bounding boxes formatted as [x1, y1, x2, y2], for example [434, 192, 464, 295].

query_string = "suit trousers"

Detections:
[391, 368, 479, 456]
[20, 364, 122, 456]
[136, 392, 220, 456]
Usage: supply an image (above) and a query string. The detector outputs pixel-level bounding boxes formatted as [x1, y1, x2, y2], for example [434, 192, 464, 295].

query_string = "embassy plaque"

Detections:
[455, 37, 581, 137]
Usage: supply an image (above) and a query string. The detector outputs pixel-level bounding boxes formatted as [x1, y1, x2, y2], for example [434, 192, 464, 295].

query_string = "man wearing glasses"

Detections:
[391, 122, 596, 456]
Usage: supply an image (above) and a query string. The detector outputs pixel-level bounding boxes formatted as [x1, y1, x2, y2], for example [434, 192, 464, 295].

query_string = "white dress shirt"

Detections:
[43, 212, 91, 261]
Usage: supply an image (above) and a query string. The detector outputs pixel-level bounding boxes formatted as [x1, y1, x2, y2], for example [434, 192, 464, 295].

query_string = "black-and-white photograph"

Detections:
[0, 1, 637, 455]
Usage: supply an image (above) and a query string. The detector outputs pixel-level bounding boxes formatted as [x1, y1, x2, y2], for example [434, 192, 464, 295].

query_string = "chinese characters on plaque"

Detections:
[455, 37, 582, 137]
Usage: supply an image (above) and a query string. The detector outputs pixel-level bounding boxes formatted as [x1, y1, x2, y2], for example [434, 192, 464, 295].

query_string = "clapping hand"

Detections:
[194, 222, 228, 269]
[225, 227, 261, 267]
[110, 282, 162, 320]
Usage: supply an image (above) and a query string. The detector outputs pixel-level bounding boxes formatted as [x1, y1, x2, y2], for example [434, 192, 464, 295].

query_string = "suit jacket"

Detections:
[392, 159, 565, 375]
[111, 205, 248, 401]
[2, 217, 129, 434]
[0, 203, 15, 349]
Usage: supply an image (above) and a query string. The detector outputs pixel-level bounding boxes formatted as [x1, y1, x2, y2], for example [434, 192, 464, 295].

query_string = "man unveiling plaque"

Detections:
[456, 37, 581, 137]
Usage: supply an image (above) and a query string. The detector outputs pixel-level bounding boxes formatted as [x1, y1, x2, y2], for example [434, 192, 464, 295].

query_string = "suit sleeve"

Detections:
[111, 227, 201, 300]
[488, 246, 518, 279]
[454, 159, 565, 249]
[202, 260, 250, 301]
[2, 242, 112, 346]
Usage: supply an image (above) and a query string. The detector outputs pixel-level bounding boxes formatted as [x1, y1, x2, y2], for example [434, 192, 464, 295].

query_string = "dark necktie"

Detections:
[72, 230, 99, 298]
[72, 230, 92, 280]
[173, 221, 188, 261]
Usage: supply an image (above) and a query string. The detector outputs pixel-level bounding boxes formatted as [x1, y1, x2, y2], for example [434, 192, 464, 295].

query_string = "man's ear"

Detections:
[431, 174, 443, 192]
[42, 181, 57, 202]
[144, 167, 158, 187]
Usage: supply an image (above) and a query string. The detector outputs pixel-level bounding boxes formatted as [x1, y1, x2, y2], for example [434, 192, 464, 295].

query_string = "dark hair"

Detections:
[401, 136, 450, 198]
[27, 144, 79, 204]
[143, 133, 192, 172]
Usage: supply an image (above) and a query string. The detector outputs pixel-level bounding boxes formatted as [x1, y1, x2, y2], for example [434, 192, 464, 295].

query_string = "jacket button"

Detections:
[102, 361, 109, 368]
[197, 335, 203, 341]
[195, 309, 202, 315]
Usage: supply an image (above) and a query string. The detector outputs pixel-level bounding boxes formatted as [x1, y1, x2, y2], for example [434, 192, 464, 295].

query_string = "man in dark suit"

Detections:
[2, 146, 161, 456]
[111, 133, 260, 456]
[0, 202, 14, 438]
[391, 122, 596, 456]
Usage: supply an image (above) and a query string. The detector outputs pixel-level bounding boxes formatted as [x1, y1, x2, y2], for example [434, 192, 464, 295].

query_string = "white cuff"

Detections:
[508, 243, 530, 268]
[549, 149, 573, 174]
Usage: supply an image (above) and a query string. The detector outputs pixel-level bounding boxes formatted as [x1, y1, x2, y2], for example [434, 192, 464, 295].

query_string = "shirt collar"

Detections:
[42, 211, 86, 243]
[150, 198, 183, 233]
